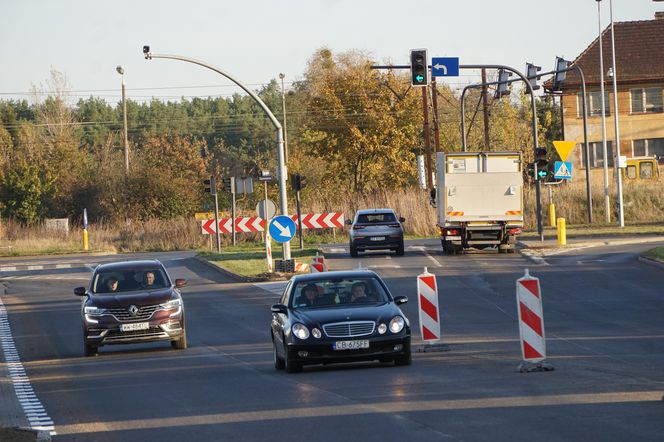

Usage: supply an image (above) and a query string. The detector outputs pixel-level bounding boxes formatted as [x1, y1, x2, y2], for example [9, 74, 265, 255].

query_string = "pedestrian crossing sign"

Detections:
[554, 161, 573, 180]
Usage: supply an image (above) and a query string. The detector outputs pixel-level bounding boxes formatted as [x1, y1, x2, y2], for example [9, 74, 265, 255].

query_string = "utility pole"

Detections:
[430, 77, 441, 152]
[422, 87, 433, 189]
[481, 68, 490, 149]
[279, 73, 288, 164]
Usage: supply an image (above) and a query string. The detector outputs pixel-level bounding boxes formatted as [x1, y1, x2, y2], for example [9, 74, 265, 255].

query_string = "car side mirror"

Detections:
[399, 217, 405, 223]
[74, 287, 87, 296]
[345, 219, 352, 225]
[394, 296, 408, 305]
[271, 304, 288, 314]
[175, 279, 187, 288]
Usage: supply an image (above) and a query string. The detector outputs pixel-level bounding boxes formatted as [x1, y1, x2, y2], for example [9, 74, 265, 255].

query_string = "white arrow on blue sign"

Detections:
[269, 215, 296, 243]
[554, 161, 573, 180]
[431, 57, 460, 77]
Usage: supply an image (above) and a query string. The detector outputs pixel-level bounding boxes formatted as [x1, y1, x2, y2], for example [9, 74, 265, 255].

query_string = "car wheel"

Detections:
[394, 350, 411, 366]
[283, 344, 302, 373]
[171, 330, 187, 350]
[84, 341, 98, 357]
[396, 243, 405, 256]
[350, 245, 358, 258]
[273, 338, 285, 370]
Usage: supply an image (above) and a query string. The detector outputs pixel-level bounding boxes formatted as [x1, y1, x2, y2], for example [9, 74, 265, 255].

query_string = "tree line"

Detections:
[0, 49, 560, 223]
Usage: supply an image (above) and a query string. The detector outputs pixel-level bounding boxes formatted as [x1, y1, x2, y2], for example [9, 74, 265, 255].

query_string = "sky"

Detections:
[0, 0, 661, 104]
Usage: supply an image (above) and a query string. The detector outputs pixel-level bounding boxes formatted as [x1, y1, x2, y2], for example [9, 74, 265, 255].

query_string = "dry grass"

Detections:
[0, 172, 662, 256]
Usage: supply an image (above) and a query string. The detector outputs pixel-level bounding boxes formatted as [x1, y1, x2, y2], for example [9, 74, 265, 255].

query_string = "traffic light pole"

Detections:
[213, 190, 221, 254]
[144, 48, 291, 260]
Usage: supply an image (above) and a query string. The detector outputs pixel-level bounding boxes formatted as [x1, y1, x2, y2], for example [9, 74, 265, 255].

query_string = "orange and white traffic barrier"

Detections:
[516, 269, 553, 372]
[310, 252, 326, 273]
[417, 267, 440, 343]
[294, 262, 309, 272]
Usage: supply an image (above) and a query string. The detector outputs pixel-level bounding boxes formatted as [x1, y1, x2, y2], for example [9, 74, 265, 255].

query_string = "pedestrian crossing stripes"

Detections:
[0, 296, 56, 436]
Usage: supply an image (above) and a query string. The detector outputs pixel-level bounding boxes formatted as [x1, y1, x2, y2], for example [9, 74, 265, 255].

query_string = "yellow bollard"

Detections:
[83, 228, 89, 251]
[549, 203, 556, 227]
[556, 218, 566, 246]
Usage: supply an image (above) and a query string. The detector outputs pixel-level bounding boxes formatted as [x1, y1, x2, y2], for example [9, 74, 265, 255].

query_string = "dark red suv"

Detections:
[75, 260, 187, 356]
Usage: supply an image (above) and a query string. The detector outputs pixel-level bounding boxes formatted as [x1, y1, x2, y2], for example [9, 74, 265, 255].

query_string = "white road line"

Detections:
[413, 246, 443, 268]
[253, 281, 289, 296]
[0, 266, 17, 272]
[54, 264, 72, 269]
[0, 297, 56, 436]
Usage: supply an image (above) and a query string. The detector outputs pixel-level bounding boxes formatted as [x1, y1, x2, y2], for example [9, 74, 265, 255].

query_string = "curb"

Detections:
[518, 236, 664, 251]
[0, 427, 50, 442]
[191, 256, 283, 282]
[638, 255, 664, 271]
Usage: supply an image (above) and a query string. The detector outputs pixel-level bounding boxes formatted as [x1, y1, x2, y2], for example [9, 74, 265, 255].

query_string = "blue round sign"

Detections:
[268, 215, 296, 244]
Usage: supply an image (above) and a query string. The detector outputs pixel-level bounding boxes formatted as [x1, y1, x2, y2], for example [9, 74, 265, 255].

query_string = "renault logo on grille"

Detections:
[128, 305, 139, 316]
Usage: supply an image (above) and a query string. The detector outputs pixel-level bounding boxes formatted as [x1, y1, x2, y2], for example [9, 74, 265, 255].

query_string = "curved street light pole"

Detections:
[143, 48, 291, 259]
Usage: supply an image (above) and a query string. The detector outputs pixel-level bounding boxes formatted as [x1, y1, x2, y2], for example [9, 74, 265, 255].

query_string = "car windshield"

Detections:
[356, 213, 396, 224]
[290, 277, 389, 309]
[92, 268, 169, 294]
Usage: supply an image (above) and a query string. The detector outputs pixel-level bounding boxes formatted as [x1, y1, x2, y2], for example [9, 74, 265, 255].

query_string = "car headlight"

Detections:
[378, 323, 387, 334]
[84, 306, 105, 316]
[292, 323, 310, 340]
[159, 299, 181, 310]
[312, 328, 322, 339]
[389, 316, 405, 333]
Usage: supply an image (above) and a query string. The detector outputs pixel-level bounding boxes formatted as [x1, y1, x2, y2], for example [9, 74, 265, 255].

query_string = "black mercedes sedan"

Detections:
[74, 259, 187, 356]
[270, 270, 411, 373]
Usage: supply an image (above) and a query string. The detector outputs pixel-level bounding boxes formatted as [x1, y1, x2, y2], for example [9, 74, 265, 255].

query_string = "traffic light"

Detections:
[494, 69, 512, 99]
[526, 163, 536, 178]
[553, 57, 569, 91]
[535, 148, 549, 180]
[410, 49, 428, 87]
[203, 176, 215, 194]
[291, 174, 307, 192]
[525, 63, 541, 93]
[222, 177, 235, 193]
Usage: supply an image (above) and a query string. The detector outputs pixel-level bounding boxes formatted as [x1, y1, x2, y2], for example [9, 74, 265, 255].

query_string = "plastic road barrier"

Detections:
[417, 267, 441, 342]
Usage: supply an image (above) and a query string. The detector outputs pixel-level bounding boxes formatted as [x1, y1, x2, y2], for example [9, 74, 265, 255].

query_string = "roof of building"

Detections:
[544, 15, 664, 91]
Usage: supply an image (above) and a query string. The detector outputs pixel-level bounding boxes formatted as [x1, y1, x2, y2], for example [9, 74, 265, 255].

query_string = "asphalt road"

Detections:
[0, 240, 663, 441]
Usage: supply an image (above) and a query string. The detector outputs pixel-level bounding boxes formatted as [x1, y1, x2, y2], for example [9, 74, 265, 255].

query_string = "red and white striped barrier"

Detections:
[265, 231, 273, 273]
[310, 253, 326, 273]
[294, 262, 309, 272]
[200, 212, 344, 235]
[417, 267, 441, 343]
[516, 269, 552, 371]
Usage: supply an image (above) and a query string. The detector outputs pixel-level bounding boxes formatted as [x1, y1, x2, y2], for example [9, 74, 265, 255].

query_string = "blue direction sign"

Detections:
[554, 161, 573, 180]
[431, 57, 460, 77]
[269, 215, 296, 244]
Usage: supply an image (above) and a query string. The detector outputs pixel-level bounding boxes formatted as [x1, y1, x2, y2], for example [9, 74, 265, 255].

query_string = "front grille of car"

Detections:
[323, 321, 375, 338]
[106, 305, 159, 321]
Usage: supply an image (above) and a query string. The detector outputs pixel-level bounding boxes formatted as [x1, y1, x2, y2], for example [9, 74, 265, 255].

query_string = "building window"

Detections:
[632, 138, 664, 162]
[578, 91, 610, 117]
[630, 88, 663, 113]
[581, 141, 613, 168]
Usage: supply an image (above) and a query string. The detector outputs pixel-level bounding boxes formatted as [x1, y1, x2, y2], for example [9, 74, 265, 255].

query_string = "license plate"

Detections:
[333, 340, 370, 350]
[120, 322, 149, 332]
[370, 236, 385, 241]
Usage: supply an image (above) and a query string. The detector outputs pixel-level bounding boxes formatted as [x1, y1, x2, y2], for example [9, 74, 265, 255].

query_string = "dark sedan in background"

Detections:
[75, 259, 187, 356]
[347, 208, 405, 257]
[270, 270, 411, 373]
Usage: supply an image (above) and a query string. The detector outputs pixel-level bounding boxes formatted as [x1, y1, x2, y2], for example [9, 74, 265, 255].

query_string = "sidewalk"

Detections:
[518, 234, 664, 251]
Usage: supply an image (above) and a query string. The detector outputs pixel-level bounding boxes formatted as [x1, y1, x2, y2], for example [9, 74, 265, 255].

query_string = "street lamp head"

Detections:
[116, 65, 125, 75]
[607, 67, 614, 78]
[143, 45, 151, 60]
[279, 73, 285, 80]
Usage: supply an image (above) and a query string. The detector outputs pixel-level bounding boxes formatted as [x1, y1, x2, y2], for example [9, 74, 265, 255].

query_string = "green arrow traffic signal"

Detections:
[538, 170, 547, 178]
[416, 74, 424, 83]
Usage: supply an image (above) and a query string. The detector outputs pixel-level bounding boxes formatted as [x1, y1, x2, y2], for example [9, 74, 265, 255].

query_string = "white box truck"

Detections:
[434, 151, 524, 254]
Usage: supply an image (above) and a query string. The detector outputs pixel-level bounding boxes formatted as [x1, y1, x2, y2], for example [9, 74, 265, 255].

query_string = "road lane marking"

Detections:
[0, 295, 56, 435]
[253, 281, 288, 297]
[413, 246, 443, 268]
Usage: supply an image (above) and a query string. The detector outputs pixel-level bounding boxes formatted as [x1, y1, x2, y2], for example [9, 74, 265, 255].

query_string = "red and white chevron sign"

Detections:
[516, 269, 546, 363]
[292, 212, 344, 230]
[200, 212, 344, 235]
[417, 267, 441, 342]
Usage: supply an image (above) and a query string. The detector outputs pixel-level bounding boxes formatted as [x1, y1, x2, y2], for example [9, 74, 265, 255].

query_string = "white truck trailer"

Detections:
[434, 151, 524, 254]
